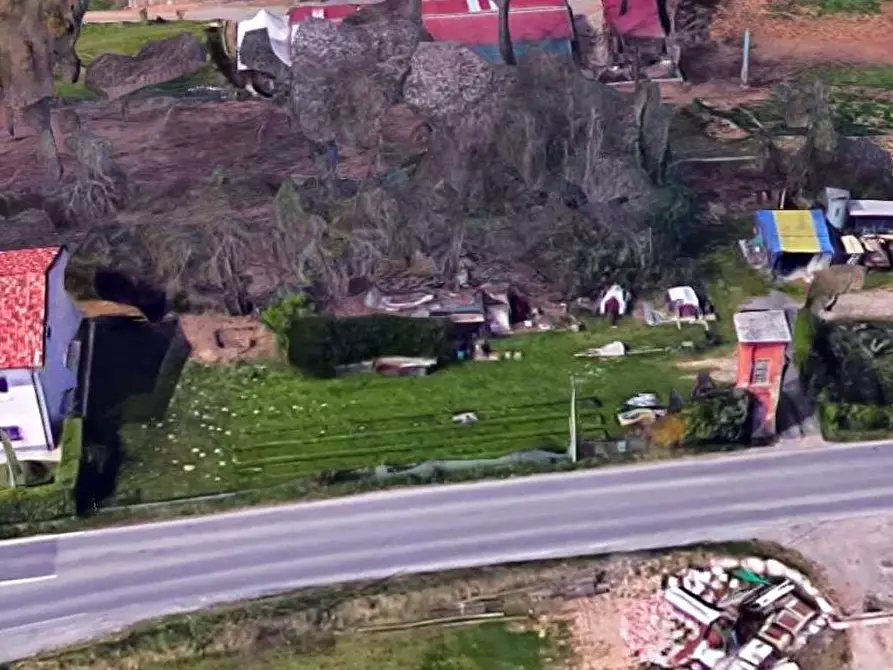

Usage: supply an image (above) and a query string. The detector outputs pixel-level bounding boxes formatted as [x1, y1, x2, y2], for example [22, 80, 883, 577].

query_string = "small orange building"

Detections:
[733, 310, 791, 441]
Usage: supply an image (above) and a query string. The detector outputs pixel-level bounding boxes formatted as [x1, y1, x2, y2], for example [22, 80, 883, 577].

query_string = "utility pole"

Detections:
[740, 30, 751, 88]
[568, 375, 578, 463]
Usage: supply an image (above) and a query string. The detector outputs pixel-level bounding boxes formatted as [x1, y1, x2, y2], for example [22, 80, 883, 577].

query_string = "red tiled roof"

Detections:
[0, 246, 60, 369]
[288, 0, 574, 44]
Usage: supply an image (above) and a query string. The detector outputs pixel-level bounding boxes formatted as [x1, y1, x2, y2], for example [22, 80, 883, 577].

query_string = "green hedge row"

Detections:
[0, 417, 83, 526]
[792, 308, 817, 370]
[287, 315, 453, 378]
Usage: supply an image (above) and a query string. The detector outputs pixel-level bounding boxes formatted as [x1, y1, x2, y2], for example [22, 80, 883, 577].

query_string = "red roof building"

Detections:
[422, 0, 574, 48]
[600, 0, 666, 40]
[0, 246, 61, 369]
[733, 310, 791, 442]
[287, 0, 575, 63]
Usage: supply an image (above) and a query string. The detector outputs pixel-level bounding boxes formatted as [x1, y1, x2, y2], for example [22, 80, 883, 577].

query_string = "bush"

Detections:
[287, 315, 453, 378]
[261, 293, 314, 355]
[820, 399, 893, 438]
[0, 417, 83, 526]
[793, 308, 817, 370]
[681, 387, 750, 445]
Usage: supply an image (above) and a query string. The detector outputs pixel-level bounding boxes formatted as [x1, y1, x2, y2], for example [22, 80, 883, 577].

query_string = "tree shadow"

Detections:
[75, 315, 191, 513]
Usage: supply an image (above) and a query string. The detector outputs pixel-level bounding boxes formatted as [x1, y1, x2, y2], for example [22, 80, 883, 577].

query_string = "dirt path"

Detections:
[763, 516, 893, 670]
[712, 0, 893, 66]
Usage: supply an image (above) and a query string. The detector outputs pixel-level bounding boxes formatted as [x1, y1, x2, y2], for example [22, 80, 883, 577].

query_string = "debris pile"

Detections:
[621, 556, 834, 669]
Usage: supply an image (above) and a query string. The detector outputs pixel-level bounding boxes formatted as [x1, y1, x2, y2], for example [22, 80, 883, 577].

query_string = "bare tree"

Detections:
[498, 0, 516, 65]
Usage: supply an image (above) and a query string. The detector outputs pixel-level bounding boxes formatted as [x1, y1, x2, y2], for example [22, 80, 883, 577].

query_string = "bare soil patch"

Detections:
[676, 351, 739, 384]
[763, 516, 893, 670]
[179, 313, 278, 364]
[712, 0, 893, 66]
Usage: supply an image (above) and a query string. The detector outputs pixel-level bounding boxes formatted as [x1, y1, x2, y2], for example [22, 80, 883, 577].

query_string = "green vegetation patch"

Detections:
[134, 624, 554, 670]
[772, 0, 889, 15]
[114, 325, 699, 504]
[0, 417, 82, 525]
[107, 251, 765, 507]
[805, 320, 893, 440]
[58, 21, 222, 100]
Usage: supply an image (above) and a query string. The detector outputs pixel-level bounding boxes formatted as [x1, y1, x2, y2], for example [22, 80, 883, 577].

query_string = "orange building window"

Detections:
[751, 359, 770, 385]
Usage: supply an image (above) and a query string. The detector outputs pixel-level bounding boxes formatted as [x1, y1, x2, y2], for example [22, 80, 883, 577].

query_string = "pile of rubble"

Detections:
[621, 556, 835, 669]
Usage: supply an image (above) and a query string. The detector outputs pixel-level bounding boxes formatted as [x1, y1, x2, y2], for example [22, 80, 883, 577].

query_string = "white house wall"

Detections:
[0, 368, 52, 451]
[36, 250, 83, 438]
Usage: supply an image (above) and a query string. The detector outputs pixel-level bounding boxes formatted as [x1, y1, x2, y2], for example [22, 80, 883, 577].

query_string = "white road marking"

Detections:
[0, 574, 56, 588]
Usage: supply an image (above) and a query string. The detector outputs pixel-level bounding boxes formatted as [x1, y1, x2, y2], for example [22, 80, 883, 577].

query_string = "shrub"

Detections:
[286, 315, 453, 378]
[261, 293, 314, 355]
[793, 308, 817, 370]
[681, 387, 750, 445]
[0, 417, 83, 526]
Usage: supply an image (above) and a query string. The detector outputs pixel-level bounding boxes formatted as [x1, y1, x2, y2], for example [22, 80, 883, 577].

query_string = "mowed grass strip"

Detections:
[136, 622, 556, 670]
[115, 324, 699, 504]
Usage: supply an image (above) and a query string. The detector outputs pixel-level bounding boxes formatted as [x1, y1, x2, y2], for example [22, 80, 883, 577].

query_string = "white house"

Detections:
[0, 246, 83, 464]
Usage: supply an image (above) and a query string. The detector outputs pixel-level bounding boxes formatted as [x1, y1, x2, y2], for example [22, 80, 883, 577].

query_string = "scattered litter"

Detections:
[617, 408, 660, 426]
[621, 555, 834, 669]
[373, 356, 438, 377]
[576, 341, 626, 358]
[452, 412, 478, 425]
[623, 393, 660, 408]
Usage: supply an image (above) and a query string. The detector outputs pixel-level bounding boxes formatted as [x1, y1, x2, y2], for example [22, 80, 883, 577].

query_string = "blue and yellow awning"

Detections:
[754, 209, 833, 260]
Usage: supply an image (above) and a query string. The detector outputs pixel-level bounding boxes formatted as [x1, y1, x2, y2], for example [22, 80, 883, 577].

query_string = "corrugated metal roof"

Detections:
[848, 199, 893, 218]
[733, 309, 792, 344]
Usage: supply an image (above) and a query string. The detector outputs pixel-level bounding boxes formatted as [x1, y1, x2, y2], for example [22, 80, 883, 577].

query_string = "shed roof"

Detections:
[0, 246, 61, 370]
[847, 199, 893, 218]
[733, 309, 792, 344]
[422, 0, 573, 45]
[601, 0, 665, 39]
[754, 209, 833, 258]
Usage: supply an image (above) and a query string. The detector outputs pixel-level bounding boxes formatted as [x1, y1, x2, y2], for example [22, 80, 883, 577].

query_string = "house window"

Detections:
[0, 378, 7, 394]
[751, 359, 770, 385]
[66, 340, 82, 372]
[0, 426, 22, 441]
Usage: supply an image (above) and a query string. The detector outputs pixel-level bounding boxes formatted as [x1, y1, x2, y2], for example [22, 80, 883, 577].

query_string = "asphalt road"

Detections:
[3, 441, 893, 662]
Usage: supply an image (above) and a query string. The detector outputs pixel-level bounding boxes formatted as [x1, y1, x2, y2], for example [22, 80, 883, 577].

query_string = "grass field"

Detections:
[59, 22, 222, 100]
[105, 251, 764, 506]
[138, 624, 555, 670]
[113, 323, 699, 503]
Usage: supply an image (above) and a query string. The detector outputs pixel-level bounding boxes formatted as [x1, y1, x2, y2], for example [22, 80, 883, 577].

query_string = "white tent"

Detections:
[236, 9, 293, 71]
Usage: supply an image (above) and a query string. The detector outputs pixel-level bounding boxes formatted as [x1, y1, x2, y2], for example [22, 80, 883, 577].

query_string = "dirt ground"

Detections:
[763, 517, 893, 670]
[179, 313, 278, 363]
[676, 351, 739, 384]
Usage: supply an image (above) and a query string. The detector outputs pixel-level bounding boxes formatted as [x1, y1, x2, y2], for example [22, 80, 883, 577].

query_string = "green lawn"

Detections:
[137, 624, 555, 670]
[107, 250, 765, 506]
[58, 22, 223, 100]
[773, 0, 890, 14]
[114, 324, 702, 504]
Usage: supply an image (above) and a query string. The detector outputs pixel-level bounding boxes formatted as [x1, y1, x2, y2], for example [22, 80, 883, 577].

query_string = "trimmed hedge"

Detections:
[0, 417, 83, 526]
[792, 308, 817, 370]
[287, 315, 453, 378]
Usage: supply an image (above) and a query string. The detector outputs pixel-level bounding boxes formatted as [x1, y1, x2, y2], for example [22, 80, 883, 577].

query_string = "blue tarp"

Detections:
[754, 209, 834, 264]
[468, 40, 573, 64]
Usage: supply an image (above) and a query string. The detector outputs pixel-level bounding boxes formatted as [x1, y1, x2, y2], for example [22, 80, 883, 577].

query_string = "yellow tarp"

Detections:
[773, 211, 821, 254]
